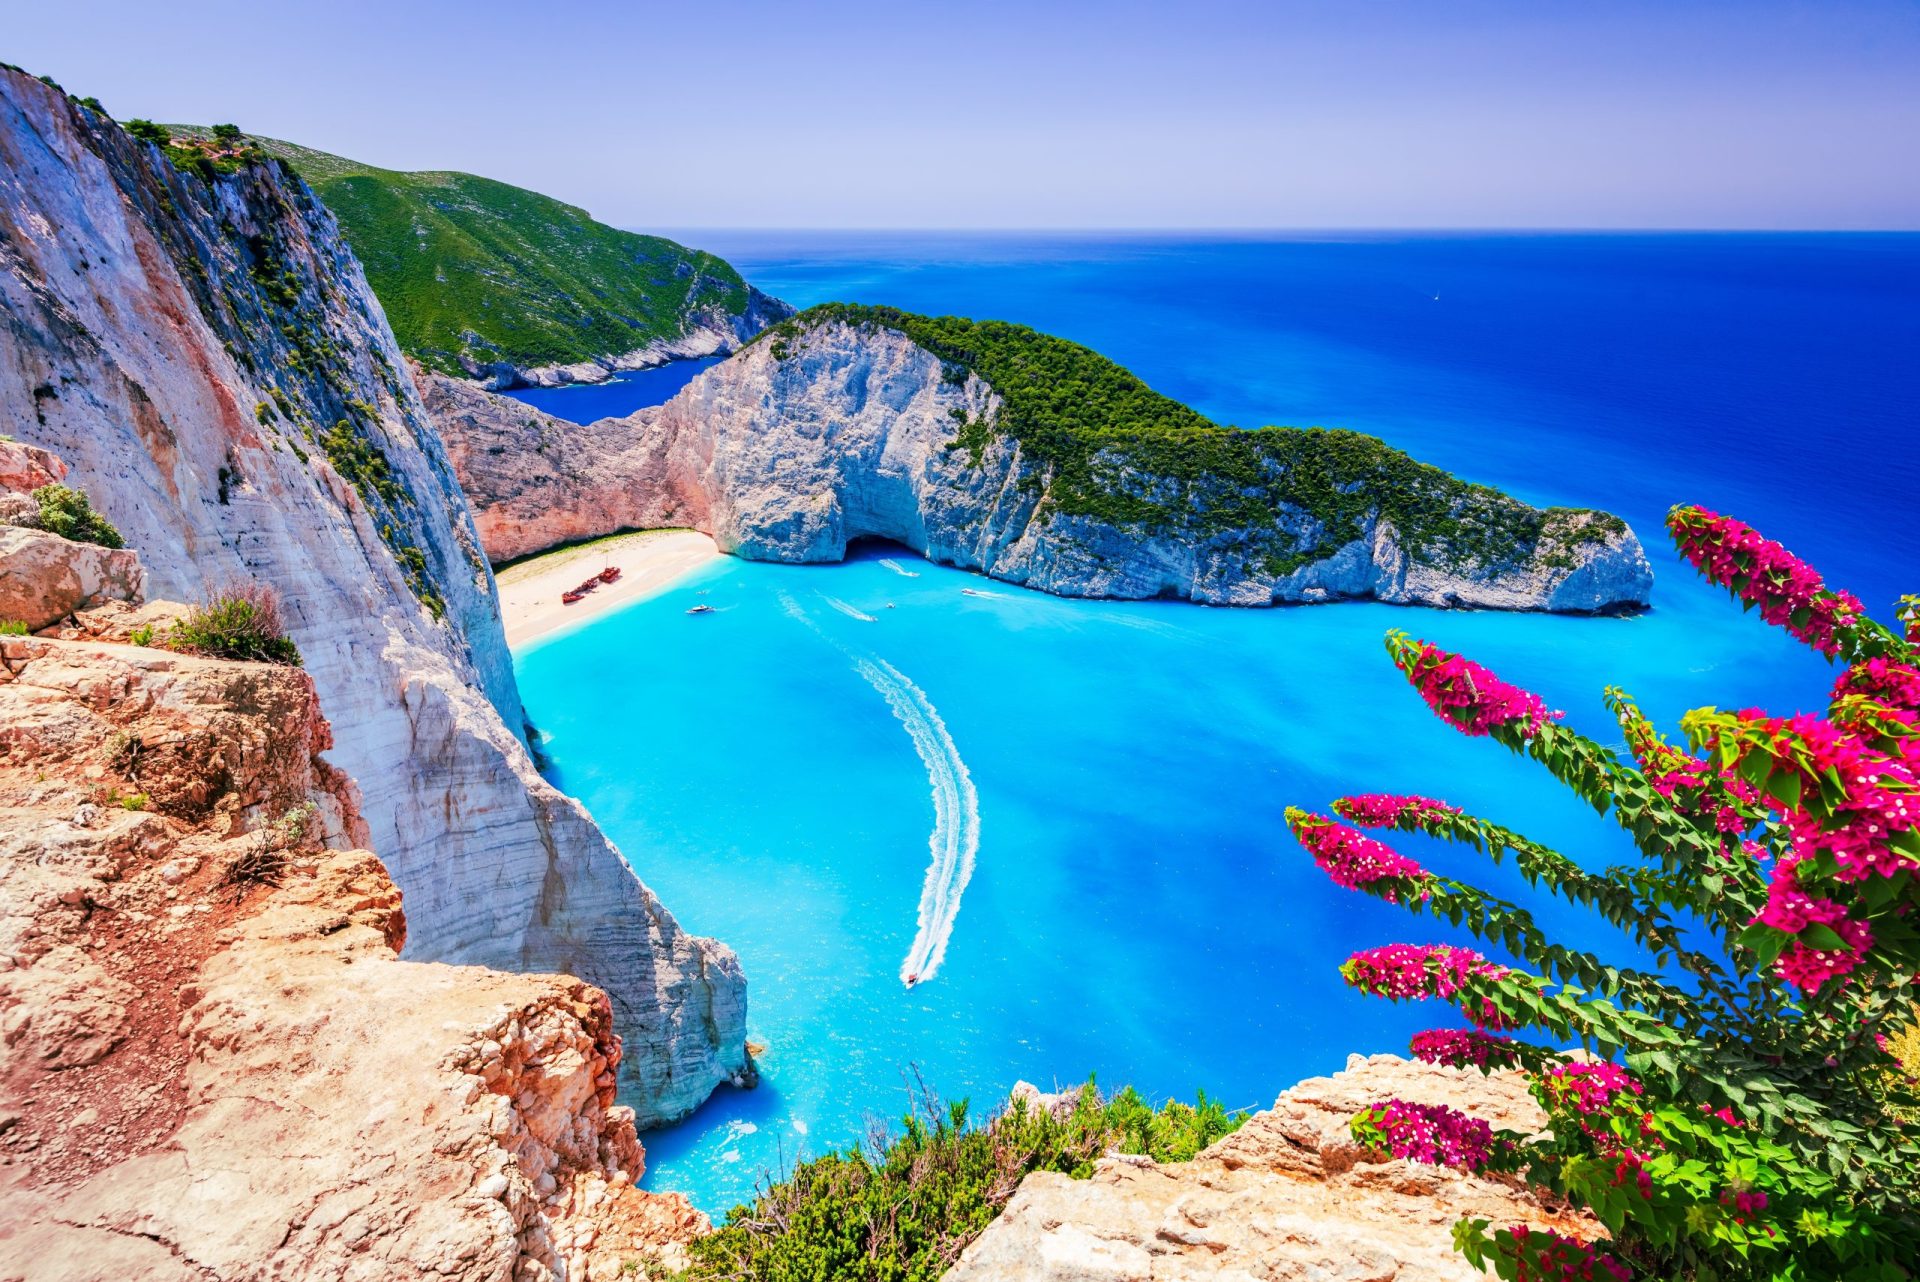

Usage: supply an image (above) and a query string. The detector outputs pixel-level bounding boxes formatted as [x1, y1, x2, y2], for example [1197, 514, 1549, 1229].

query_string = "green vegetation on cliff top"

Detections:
[680, 1081, 1245, 1282]
[192, 132, 768, 378]
[764, 303, 1627, 578]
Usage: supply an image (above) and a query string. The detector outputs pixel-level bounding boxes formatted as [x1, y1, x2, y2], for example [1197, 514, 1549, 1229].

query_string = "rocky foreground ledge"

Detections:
[424, 308, 1652, 613]
[0, 611, 706, 1280]
[950, 1054, 1600, 1282]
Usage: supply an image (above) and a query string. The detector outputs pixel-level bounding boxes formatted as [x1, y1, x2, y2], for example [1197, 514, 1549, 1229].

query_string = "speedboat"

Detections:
[686, 604, 715, 616]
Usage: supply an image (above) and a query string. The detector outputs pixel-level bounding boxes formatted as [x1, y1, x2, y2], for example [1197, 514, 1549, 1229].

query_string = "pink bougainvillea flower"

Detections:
[1390, 636, 1561, 738]
[1352, 1098, 1498, 1170]
[1343, 945, 1517, 1028]
[1409, 1028, 1519, 1070]
[1668, 506, 1866, 657]
[1834, 657, 1920, 715]
[1502, 1225, 1632, 1282]
[1333, 793, 1463, 828]
[1287, 812, 1430, 894]
[1539, 1061, 1643, 1119]
[1774, 915, 1873, 991]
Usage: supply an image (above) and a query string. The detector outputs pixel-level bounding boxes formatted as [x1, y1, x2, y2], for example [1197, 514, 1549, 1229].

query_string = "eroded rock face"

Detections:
[0, 70, 745, 1122]
[419, 369, 673, 564]
[0, 440, 65, 492]
[948, 1054, 1603, 1282]
[426, 322, 1650, 611]
[0, 627, 706, 1280]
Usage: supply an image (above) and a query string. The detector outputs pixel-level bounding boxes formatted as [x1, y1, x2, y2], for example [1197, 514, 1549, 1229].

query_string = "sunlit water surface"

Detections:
[512, 232, 1919, 1213]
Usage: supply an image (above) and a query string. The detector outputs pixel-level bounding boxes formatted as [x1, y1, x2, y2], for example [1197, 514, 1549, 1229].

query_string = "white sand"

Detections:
[496, 530, 720, 649]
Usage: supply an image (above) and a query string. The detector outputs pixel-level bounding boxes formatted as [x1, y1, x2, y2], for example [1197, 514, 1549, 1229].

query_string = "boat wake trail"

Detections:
[853, 657, 980, 986]
[822, 595, 878, 623]
[777, 590, 981, 985]
[877, 558, 921, 578]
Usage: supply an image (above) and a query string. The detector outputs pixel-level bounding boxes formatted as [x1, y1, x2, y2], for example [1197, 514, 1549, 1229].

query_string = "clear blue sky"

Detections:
[11, 0, 1918, 229]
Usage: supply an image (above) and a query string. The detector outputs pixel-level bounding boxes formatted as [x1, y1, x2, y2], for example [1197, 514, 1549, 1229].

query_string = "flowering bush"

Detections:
[1410, 1028, 1521, 1070]
[1291, 506, 1920, 1280]
[1350, 1098, 1505, 1171]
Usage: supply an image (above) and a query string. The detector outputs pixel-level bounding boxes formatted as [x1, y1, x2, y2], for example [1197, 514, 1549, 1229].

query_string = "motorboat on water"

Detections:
[686, 603, 716, 615]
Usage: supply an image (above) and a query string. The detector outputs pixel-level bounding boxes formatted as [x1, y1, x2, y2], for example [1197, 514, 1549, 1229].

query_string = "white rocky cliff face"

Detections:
[426, 321, 1651, 611]
[0, 70, 746, 1124]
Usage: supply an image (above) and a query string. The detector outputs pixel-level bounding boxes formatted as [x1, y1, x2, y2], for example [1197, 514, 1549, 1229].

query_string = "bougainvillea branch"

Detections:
[1295, 507, 1920, 1279]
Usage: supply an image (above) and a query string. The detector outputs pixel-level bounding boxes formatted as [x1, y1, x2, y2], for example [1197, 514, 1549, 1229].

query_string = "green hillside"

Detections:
[177, 130, 775, 378]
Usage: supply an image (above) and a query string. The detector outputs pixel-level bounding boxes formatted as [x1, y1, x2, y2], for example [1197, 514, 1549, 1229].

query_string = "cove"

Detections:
[514, 232, 1917, 1215]
[499, 354, 725, 424]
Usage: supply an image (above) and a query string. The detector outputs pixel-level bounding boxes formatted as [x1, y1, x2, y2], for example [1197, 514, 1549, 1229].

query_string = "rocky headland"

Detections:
[424, 307, 1653, 612]
[0, 67, 745, 1124]
[491, 287, 791, 391]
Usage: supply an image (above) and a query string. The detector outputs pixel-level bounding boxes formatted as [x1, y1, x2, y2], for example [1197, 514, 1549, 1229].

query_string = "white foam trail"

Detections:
[878, 558, 921, 578]
[851, 657, 980, 985]
[822, 594, 878, 623]
[777, 588, 980, 986]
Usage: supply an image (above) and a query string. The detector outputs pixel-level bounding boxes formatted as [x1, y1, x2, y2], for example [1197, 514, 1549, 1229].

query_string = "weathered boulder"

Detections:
[0, 526, 144, 630]
[947, 1053, 1604, 1282]
[0, 439, 65, 493]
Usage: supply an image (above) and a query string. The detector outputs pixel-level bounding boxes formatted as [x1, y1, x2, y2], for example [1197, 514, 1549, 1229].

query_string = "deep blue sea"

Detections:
[511, 232, 1920, 1215]
[499, 354, 724, 423]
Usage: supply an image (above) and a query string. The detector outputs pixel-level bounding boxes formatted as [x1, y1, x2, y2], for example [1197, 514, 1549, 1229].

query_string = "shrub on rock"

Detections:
[31, 483, 122, 548]
[166, 582, 301, 667]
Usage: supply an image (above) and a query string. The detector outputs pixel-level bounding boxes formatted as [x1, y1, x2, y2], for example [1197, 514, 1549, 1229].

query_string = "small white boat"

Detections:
[960, 588, 989, 598]
[686, 604, 715, 616]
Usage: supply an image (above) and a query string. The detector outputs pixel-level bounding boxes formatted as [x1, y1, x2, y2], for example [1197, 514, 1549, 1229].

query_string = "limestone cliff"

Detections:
[0, 68, 746, 1123]
[426, 314, 1651, 612]
[947, 1054, 1603, 1281]
[420, 368, 672, 564]
[0, 606, 705, 1281]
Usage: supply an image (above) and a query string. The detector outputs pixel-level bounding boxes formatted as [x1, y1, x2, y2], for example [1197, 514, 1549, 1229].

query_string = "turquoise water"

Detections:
[512, 233, 1919, 1214]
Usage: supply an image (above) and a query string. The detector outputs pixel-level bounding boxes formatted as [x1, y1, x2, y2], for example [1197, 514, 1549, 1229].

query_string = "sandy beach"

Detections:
[496, 529, 721, 649]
